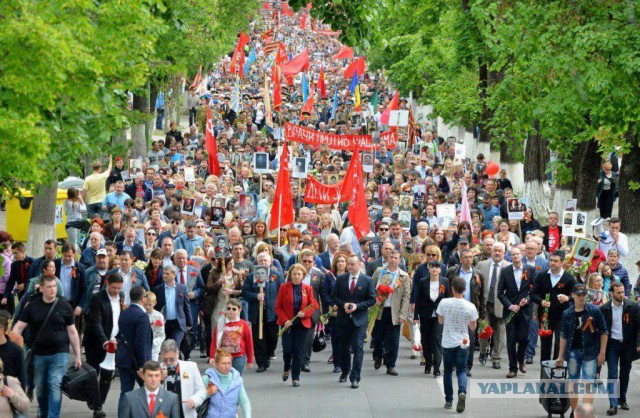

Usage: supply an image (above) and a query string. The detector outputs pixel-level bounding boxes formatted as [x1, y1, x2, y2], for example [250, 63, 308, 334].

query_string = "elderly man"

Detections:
[80, 232, 104, 268]
[319, 233, 340, 271]
[242, 252, 285, 373]
[125, 172, 152, 203]
[173, 249, 204, 360]
[174, 220, 204, 258]
[159, 340, 206, 418]
[154, 265, 192, 349]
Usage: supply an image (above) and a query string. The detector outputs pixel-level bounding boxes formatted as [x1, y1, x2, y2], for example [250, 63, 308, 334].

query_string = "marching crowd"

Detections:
[1, 3, 639, 418]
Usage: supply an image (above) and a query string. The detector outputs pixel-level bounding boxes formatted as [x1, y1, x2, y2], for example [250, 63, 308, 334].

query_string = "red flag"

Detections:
[332, 46, 354, 60]
[300, 87, 315, 119]
[273, 66, 282, 110]
[317, 67, 327, 99]
[343, 56, 366, 78]
[270, 141, 295, 230]
[280, 48, 310, 77]
[380, 91, 399, 125]
[275, 43, 288, 65]
[189, 65, 202, 90]
[343, 150, 370, 239]
[281, 3, 294, 16]
[205, 107, 220, 176]
[263, 2, 272, 10]
[230, 32, 250, 75]
[300, 14, 307, 29]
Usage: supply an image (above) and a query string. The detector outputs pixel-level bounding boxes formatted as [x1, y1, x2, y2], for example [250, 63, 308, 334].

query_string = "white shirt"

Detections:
[108, 292, 121, 339]
[513, 265, 523, 290]
[550, 269, 564, 288]
[429, 280, 440, 303]
[611, 302, 624, 342]
[119, 268, 133, 306]
[459, 266, 473, 302]
[597, 231, 629, 257]
[437, 297, 479, 349]
[163, 255, 174, 268]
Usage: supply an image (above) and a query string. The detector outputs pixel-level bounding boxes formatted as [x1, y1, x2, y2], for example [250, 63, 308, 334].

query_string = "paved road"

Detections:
[23, 337, 640, 417]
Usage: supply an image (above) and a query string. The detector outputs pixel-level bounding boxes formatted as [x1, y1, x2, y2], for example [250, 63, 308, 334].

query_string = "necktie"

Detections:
[488, 264, 498, 304]
[349, 277, 356, 295]
[148, 393, 156, 414]
[180, 269, 185, 285]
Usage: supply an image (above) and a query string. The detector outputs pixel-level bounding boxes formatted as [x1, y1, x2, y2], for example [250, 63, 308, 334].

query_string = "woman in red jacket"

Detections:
[275, 263, 318, 387]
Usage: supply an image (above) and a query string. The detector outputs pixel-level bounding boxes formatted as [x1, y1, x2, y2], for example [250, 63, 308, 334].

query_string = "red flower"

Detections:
[154, 319, 163, 327]
[189, 271, 197, 277]
[557, 283, 564, 289]
[538, 328, 553, 337]
[439, 284, 445, 294]
[377, 296, 383, 303]
[71, 267, 77, 279]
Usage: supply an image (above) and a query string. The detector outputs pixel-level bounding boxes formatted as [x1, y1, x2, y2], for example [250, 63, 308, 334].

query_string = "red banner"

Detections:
[284, 123, 397, 151]
[304, 176, 345, 204]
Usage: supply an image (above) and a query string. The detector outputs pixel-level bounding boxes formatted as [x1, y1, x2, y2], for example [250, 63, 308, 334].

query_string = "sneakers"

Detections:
[444, 402, 453, 409]
[457, 393, 466, 413]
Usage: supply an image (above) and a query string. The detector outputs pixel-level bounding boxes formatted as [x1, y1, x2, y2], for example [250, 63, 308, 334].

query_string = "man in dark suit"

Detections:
[242, 252, 285, 372]
[153, 264, 193, 348]
[497, 247, 536, 378]
[120, 360, 180, 418]
[319, 234, 340, 271]
[116, 285, 153, 416]
[83, 273, 124, 418]
[300, 250, 324, 372]
[117, 226, 147, 261]
[55, 243, 88, 321]
[366, 241, 407, 277]
[600, 281, 640, 415]
[331, 254, 376, 388]
[530, 252, 575, 362]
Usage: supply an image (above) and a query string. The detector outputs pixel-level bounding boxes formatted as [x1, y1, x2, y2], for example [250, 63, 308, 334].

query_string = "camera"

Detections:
[166, 365, 177, 376]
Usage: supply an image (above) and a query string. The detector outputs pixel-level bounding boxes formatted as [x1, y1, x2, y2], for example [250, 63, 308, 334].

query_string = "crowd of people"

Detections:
[0, 2, 639, 418]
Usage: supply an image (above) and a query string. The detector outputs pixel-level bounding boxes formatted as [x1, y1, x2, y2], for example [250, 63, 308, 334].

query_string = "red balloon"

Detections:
[486, 161, 500, 176]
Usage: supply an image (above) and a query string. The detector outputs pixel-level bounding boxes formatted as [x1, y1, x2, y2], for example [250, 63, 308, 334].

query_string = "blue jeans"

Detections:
[232, 355, 247, 375]
[443, 346, 469, 403]
[526, 318, 539, 358]
[568, 349, 597, 381]
[33, 352, 69, 418]
[606, 340, 631, 408]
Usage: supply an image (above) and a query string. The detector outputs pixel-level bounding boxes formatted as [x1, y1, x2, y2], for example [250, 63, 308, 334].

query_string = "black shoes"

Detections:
[386, 367, 398, 376]
[424, 366, 431, 375]
[619, 402, 629, 410]
[302, 363, 311, 373]
[525, 356, 533, 364]
[456, 393, 466, 413]
[93, 409, 106, 418]
[333, 366, 342, 373]
[479, 353, 488, 365]
[292, 380, 300, 387]
[607, 407, 617, 416]
[351, 381, 359, 389]
[339, 372, 349, 383]
[256, 366, 266, 373]
[374, 357, 382, 370]
[282, 370, 290, 381]
[444, 402, 453, 409]
[433, 370, 441, 377]
[466, 368, 472, 377]
[492, 362, 501, 369]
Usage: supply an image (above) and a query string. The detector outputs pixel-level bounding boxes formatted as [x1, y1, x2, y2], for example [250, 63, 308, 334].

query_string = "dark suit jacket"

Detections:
[497, 264, 536, 320]
[116, 242, 147, 262]
[54, 260, 88, 308]
[331, 273, 376, 328]
[242, 270, 285, 324]
[319, 251, 332, 271]
[600, 300, 640, 361]
[115, 303, 152, 370]
[83, 289, 122, 355]
[307, 268, 324, 323]
[530, 270, 575, 321]
[124, 182, 153, 202]
[414, 276, 450, 320]
[444, 264, 485, 318]
[121, 387, 180, 418]
[153, 282, 193, 331]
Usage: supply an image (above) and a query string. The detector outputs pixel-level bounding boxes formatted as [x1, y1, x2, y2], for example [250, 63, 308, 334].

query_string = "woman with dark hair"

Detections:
[241, 221, 254, 237]
[312, 236, 325, 255]
[103, 207, 124, 240]
[321, 251, 348, 371]
[144, 248, 164, 288]
[253, 220, 271, 244]
[519, 207, 541, 236]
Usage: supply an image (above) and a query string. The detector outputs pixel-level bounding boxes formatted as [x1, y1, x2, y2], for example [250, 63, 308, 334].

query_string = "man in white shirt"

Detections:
[597, 218, 629, 258]
[159, 340, 206, 418]
[437, 277, 478, 413]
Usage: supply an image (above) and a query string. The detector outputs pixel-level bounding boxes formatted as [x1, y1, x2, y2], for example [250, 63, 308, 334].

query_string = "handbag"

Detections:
[196, 397, 211, 418]
[312, 323, 327, 353]
[26, 298, 59, 381]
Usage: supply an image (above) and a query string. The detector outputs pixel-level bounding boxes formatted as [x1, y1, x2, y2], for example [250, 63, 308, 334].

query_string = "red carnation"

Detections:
[154, 320, 163, 327]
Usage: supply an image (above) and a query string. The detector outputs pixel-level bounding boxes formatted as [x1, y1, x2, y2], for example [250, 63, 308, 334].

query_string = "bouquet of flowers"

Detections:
[478, 320, 494, 340]
[319, 307, 335, 325]
[278, 300, 320, 336]
[134, 260, 148, 271]
[366, 285, 395, 337]
[538, 293, 553, 337]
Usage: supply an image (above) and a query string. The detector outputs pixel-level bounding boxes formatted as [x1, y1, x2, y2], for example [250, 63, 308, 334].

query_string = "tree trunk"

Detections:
[523, 121, 550, 219]
[619, 133, 640, 233]
[165, 75, 183, 128]
[552, 183, 573, 220]
[571, 139, 600, 211]
[131, 92, 149, 159]
[147, 83, 158, 138]
[26, 183, 58, 257]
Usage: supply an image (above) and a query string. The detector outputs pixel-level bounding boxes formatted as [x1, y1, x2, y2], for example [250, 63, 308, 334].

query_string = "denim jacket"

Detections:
[561, 303, 607, 361]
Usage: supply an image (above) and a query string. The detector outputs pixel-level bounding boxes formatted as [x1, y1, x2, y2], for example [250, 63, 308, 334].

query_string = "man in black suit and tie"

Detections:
[116, 226, 147, 261]
[530, 252, 575, 362]
[83, 272, 124, 418]
[116, 285, 153, 417]
[600, 281, 640, 415]
[331, 254, 376, 388]
[497, 247, 536, 378]
[153, 265, 192, 348]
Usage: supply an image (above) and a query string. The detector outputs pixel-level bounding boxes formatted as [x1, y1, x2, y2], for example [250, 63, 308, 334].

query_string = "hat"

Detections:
[96, 249, 108, 257]
[573, 283, 587, 296]
[458, 236, 470, 245]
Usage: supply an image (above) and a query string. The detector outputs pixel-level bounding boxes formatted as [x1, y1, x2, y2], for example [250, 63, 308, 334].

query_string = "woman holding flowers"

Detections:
[275, 263, 319, 387]
[413, 260, 450, 376]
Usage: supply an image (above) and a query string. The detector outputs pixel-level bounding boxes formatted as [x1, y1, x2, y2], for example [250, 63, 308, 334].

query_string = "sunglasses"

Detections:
[379, 228, 389, 232]
[146, 233, 157, 236]
[301, 259, 314, 263]
[427, 253, 438, 257]
[226, 307, 239, 311]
